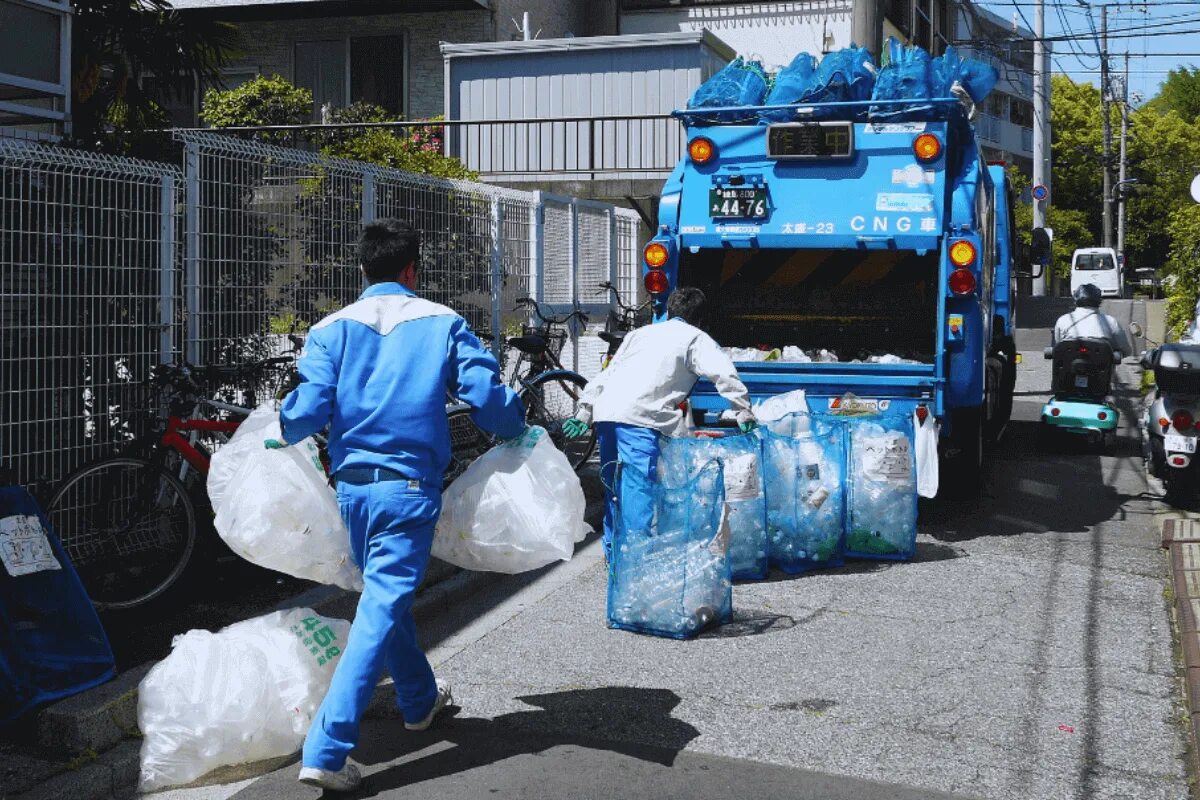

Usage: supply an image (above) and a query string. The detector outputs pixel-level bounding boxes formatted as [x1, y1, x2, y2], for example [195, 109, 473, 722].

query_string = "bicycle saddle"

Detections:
[508, 335, 549, 355]
[598, 331, 626, 347]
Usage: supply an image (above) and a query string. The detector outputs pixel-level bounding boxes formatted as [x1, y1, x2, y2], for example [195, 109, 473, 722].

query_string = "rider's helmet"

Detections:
[1073, 283, 1103, 309]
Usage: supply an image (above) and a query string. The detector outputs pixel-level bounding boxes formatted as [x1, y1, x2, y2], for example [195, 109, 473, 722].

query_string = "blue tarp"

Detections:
[607, 459, 733, 639]
[1, 485, 114, 722]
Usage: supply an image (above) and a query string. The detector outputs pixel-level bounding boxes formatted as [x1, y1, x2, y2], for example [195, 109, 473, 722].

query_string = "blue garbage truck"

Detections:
[641, 89, 1018, 493]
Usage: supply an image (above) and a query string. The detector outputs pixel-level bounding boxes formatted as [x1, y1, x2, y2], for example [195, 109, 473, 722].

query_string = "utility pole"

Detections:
[1032, 0, 1049, 296]
[1100, 5, 1114, 250]
[1117, 52, 1129, 258]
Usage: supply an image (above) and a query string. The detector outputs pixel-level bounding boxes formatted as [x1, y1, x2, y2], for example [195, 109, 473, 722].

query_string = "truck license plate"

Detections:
[709, 188, 767, 219]
[1166, 434, 1197, 454]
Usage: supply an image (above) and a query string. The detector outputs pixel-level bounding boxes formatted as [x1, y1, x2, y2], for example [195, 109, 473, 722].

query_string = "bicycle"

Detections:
[493, 297, 598, 470]
[45, 358, 293, 611]
[596, 280, 652, 369]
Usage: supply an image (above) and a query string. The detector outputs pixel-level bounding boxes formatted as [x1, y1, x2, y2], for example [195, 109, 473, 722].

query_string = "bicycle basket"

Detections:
[521, 325, 568, 360]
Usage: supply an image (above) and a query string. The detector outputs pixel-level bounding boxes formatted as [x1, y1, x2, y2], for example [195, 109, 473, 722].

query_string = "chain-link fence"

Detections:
[1, 132, 643, 488]
[0, 139, 183, 489]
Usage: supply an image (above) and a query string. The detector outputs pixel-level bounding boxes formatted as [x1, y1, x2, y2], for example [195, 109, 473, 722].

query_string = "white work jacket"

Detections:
[1052, 307, 1134, 358]
[576, 318, 753, 436]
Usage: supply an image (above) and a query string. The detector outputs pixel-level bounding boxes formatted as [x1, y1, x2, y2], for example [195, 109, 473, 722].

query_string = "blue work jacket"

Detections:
[280, 282, 524, 482]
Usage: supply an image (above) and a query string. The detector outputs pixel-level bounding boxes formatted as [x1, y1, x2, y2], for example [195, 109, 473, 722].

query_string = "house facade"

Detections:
[167, 0, 619, 123]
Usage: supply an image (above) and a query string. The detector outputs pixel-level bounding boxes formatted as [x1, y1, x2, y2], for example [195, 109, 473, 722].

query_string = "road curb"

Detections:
[1163, 530, 1200, 792]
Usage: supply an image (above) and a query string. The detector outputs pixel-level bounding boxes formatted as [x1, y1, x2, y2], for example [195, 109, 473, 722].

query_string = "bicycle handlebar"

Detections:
[514, 297, 589, 328]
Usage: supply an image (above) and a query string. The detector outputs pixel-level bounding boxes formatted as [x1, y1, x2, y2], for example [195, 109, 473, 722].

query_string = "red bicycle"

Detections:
[46, 360, 292, 611]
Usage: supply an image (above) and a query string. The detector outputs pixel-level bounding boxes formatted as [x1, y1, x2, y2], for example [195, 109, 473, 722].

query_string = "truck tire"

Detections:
[945, 406, 984, 498]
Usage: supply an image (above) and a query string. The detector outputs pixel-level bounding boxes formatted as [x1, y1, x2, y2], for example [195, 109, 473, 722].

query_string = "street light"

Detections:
[1110, 178, 1138, 203]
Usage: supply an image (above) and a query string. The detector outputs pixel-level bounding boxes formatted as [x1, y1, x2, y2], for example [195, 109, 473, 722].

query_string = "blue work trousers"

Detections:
[302, 480, 441, 771]
[598, 422, 661, 558]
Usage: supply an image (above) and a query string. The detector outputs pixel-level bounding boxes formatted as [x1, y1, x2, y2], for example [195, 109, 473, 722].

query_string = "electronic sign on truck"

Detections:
[640, 89, 1020, 495]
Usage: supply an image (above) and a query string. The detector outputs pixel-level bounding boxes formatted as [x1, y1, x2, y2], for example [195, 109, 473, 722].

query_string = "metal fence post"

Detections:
[489, 195, 504, 359]
[570, 198, 580, 371]
[361, 169, 376, 291]
[184, 141, 201, 366]
[159, 173, 176, 364]
[608, 206, 619, 299]
[531, 193, 544, 305]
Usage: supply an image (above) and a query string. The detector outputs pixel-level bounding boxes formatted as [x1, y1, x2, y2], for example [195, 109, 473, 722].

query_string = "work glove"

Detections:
[264, 438, 288, 450]
[562, 418, 590, 439]
[738, 420, 758, 434]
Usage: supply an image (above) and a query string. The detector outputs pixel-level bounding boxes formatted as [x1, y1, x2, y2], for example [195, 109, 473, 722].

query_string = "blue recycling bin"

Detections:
[1, 485, 115, 721]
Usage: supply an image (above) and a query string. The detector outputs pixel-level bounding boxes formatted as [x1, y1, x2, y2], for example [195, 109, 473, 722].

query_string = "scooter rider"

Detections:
[268, 219, 525, 792]
[1053, 283, 1135, 358]
[561, 287, 756, 559]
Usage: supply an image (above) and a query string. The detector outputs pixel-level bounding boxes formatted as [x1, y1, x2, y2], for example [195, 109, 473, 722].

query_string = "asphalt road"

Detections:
[153, 297, 1190, 800]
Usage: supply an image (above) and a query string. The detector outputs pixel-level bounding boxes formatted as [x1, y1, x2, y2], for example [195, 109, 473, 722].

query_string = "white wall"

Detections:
[620, 1, 853, 71]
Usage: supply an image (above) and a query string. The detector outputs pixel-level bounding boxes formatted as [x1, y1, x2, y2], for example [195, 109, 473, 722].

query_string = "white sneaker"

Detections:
[405, 681, 453, 731]
[298, 763, 362, 792]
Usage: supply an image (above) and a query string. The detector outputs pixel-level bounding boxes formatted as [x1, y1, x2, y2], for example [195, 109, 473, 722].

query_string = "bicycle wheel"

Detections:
[445, 407, 493, 488]
[46, 456, 197, 611]
[521, 371, 597, 470]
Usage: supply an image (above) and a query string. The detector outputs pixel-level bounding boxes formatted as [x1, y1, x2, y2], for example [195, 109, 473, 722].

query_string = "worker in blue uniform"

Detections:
[267, 219, 524, 792]
[561, 287, 755, 560]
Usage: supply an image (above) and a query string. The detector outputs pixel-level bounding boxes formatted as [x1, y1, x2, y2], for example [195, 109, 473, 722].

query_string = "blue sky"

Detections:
[975, 0, 1200, 102]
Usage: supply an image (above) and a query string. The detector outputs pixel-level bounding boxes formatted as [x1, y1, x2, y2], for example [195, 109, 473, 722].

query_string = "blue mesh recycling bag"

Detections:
[607, 459, 733, 639]
[687, 57, 770, 113]
[845, 413, 918, 560]
[658, 431, 768, 581]
[931, 46, 999, 104]
[762, 413, 846, 574]
[870, 38, 933, 119]
[1, 485, 115, 721]
[762, 47, 877, 122]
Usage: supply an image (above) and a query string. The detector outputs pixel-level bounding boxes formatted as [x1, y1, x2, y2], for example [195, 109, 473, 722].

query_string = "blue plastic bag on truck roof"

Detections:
[931, 45, 999, 104]
[687, 56, 770, 112]
[762, 47, 877, 122]
[870, 38, 933, 117]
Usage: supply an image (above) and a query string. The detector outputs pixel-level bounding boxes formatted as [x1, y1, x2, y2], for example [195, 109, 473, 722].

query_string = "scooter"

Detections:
[1041, 337, 1121, 451]
[1141, 335, 1200, 497]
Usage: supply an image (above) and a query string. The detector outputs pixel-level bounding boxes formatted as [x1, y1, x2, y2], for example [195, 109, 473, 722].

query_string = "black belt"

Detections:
[335, 467, 432, 487]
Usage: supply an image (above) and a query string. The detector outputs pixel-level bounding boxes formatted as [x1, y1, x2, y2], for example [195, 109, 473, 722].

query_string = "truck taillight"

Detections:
[949, 240, 976, 267]
[913, 133, 942, 162]
[949, 268, 976, 295]
[1173, 410, 1194, 432]
[644, 269, 669, 295]
[688, 137, 716, 164]
[644, 242, 669, 268]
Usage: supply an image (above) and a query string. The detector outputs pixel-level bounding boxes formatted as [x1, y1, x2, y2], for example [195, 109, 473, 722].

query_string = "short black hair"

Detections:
[359, 218, 420, 283]
[667, 287, 706, 325]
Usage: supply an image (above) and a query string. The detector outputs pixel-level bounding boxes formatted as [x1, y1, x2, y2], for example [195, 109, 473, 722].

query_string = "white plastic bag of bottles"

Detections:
[607, 459, 732, 639]
[658, 431, 767, 580]
[434, 426, 588, 574]
[914, 408, 939, 498]
[845, 413, 918, 559]
[137, 608, 350, 792]
[762, 413, 847, 574]
[208, 405, 362, 592]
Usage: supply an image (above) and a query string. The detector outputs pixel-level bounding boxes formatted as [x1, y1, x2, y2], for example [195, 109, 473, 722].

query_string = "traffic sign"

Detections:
[1032, 184, 1049, 202]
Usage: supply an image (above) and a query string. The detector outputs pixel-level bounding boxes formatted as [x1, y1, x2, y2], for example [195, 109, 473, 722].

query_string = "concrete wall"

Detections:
[620, 1, 853, 71]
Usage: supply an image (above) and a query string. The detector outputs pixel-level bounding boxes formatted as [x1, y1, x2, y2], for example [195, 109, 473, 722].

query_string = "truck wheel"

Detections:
[946, 406, 984, 498]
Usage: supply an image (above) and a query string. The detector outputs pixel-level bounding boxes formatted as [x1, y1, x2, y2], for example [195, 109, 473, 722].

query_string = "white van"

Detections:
[1071, 247, 1123, 299]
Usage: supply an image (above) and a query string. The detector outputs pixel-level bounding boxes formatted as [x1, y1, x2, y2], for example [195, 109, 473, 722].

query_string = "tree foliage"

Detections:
[71, 0, 236, 151]
[199, 75, 313, 144]
[1145, 66, 1200, 124]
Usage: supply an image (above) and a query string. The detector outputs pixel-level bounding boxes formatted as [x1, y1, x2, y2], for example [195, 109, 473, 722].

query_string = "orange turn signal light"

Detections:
[688, 137, 716, 164]
[913, 133, 942, 162]
[949, 240, 976, 267]
[644, 242, 669, 269]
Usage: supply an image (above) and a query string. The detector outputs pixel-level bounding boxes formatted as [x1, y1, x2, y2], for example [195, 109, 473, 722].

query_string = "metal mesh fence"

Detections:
[0, 139, 183, 487]
[2, 131, 643, 488]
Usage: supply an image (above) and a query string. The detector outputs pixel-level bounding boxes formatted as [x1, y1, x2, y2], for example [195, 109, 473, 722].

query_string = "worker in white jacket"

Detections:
[1053, 283, 1135, 358]
[562, 287, 755, 559]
